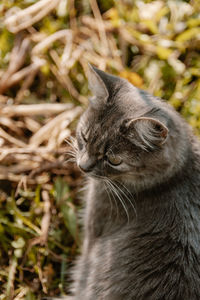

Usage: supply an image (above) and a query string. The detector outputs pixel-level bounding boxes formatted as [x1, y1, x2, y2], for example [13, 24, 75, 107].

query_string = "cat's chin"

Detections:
[84, 172, 105, 180]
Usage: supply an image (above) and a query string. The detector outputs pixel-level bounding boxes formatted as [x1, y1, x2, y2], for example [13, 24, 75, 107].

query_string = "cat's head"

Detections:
[76, 65, 189, 189]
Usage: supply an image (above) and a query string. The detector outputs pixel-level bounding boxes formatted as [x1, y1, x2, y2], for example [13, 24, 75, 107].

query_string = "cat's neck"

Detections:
[131, 144, 200, 215]
[133, 153, 200, 249]
[84, 144, 200, 242]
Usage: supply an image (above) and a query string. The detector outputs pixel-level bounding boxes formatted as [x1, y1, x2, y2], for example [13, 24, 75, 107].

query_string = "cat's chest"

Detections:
[80, 227, 200, 300]
[83, 225, 173, 282]
[84, 181, 137, 238]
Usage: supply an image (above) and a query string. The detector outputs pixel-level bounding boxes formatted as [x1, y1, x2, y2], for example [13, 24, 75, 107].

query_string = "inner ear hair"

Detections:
[127, 117, 169, 149]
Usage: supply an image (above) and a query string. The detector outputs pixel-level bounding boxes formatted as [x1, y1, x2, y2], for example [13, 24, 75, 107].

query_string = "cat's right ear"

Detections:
[87, 64, 109, 106]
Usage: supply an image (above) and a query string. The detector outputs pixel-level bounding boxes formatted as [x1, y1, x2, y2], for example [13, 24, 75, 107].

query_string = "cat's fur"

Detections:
[69, 65, 200, 299]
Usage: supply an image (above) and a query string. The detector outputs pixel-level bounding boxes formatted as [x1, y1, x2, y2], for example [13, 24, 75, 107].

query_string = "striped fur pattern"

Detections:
[65, 66, 200, 299]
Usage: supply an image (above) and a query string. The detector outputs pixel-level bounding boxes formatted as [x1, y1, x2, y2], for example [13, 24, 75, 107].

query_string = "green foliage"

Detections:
[0, 181, 79, 298]
[0, 29, 14, 65]
[54, 177, 79, 244]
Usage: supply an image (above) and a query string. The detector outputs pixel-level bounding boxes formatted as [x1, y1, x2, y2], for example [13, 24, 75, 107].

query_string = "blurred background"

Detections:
[0, 0, 199, 299]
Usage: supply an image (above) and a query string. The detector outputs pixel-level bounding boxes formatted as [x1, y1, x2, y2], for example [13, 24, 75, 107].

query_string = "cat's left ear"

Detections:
[126, 117, 169, 150]
[88, 64, 109, 104]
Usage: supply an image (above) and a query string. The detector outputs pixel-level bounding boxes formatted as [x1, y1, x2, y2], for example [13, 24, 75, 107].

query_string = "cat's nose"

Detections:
[78, 153, 95, 173]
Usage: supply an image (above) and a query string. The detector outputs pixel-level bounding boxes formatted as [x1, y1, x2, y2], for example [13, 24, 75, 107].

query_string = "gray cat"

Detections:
[68, 65, 200, 299]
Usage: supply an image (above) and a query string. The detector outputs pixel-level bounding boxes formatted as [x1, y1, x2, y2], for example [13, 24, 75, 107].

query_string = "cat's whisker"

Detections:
[65, 137, 78, 152]
[66, 150, 77, 158]
[103, 180, 113, 221]
[104, 178, 120, 222]
[93, 174, 134, 222]
[111, 179, 137, 218]
[88, 173, 120, 221]
[65, 143, 78, 163]
[66, 149, 77, 158]
[83, 172, 133, 222]
[64, 157, 77, 164]
[106, 178, 130, 224]
[104, 175, 134, 220]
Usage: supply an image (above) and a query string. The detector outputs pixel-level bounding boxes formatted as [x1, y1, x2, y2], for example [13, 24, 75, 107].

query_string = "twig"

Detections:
[14, 287, 29, 300]
[16, 68, 39, 102]
[50, 62, 87, 104]
[29, 159, 67, 177]
[24, 117, 41, 133]
[0, 35, 30, 93]
[0, 59, 45, 93]
[0, 127, 27, 147]
[4, 0, 61, 33]
[89, 0, 110, 56]
[0, 103, 74, 116]
[6, 257, 17, 300]
[41, 190, 51, 244]
[0, 116, 24, 135]
[68, 0, 77, 30]
[81, 15, 114, 32]
[0, 172, 50, 184]
[32, 29, 72, 55]
[29, 106, 83, 147]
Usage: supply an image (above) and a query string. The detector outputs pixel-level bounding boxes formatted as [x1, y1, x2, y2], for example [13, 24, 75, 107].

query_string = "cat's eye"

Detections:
[106, 154, 122, 166]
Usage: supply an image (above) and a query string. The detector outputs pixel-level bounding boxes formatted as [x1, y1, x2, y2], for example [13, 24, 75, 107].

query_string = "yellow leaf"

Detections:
[155, 7, 169, 22]
[141, 20, 158, 34]
[176, 28, 200, 42]
[104, 8, 121, 27]
[187, 18, 200, 28]
[128, 28, 141, 40]
[156, 46, 173, 60]
[189, 68, 200, 77]
[0, 223, 4, 233]
[119, 70, 143, 87]
[41, 64, 50, 75]
[105, 8, 119, 20]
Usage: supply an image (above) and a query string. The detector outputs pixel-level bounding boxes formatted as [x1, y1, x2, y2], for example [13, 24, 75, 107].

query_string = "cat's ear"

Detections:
[127, 117, 169, 150]
[88, 64, 109, 104]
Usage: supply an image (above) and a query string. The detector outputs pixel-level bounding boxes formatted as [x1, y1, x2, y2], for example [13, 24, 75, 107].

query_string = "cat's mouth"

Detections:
[79, 169, 103, 179]
[77, 165, 107, 180]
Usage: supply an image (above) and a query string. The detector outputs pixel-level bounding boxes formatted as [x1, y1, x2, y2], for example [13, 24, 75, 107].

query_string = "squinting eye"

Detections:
[106, 154, 122, 166]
